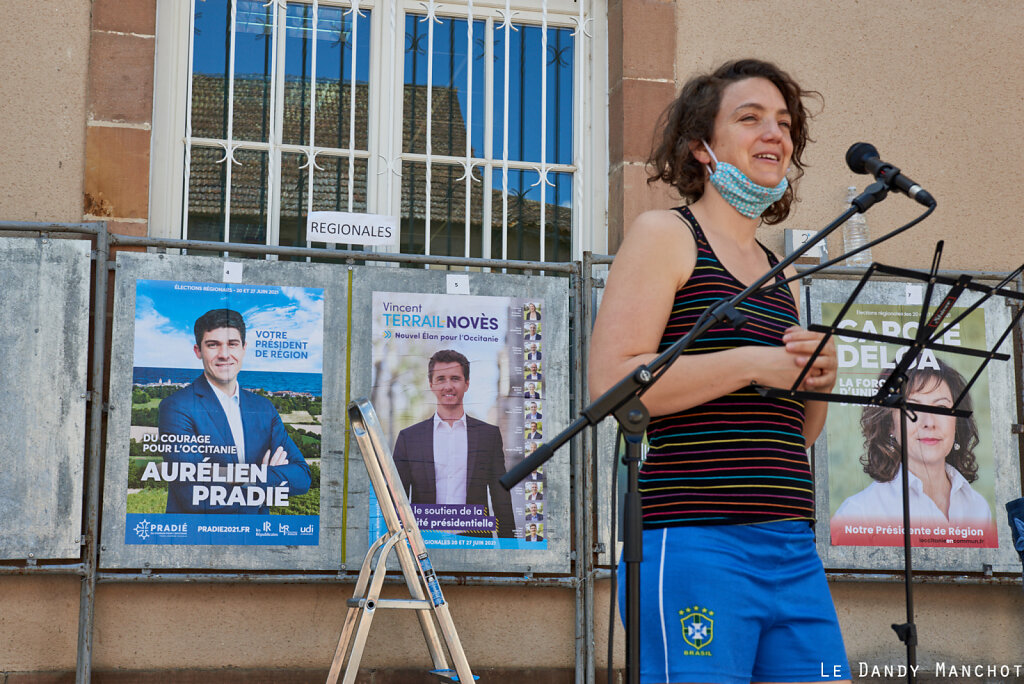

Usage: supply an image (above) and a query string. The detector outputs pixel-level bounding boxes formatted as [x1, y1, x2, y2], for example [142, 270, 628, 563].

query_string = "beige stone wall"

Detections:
[0, 577, 81, 670]
[830, 581, 1024, 670]
[2, 0, 1023, 678]
[84, 583, 576, 671]
[0, 1, 91, 222]
[0, 576, 579, 673]
[666, 1, 1024, 273]
[5, 575, 1023, 675]
[593, 580, 1024, 672]
[603, 0, 1024, 674]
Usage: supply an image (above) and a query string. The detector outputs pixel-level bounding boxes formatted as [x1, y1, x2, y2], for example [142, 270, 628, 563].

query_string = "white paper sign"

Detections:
[784, 229, 827, 259]
[905, 284, 923, 305]
[306, 211, 399, 246]
[222, 261, 243, 283]
[446, 273, 470, 295]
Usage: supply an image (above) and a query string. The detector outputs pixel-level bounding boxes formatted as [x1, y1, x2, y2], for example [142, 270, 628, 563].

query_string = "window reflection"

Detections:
[402, 15, 576, 260]
[232, 1, 274, 142]
[283, 4, 370, 148]
[404, 16, 487, 156]
[184, 2, 578, 261]
[229, 149, 270, 245]
[187, 146, 227, 242]
[400, 161, 485, 259]
[492, 24, 574, 165]
[278, 152, 369, 253]
[491, 169, 572, 262]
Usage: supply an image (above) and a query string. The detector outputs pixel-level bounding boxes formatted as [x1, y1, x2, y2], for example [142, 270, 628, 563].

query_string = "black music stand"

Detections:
[759, 242, 1024, 684]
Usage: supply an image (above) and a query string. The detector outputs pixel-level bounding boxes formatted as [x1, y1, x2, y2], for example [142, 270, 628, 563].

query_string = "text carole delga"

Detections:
[857, 662, 1024, 679]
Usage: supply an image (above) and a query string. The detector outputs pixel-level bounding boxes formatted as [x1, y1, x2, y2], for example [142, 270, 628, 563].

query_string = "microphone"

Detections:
[846, 142, 936, 207]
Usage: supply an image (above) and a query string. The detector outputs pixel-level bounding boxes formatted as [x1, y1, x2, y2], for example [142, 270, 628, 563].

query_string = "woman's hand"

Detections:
[782, 325, 837, 392]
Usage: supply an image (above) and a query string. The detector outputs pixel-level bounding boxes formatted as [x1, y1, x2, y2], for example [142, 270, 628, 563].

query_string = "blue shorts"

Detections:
[618, 521, 850, 684]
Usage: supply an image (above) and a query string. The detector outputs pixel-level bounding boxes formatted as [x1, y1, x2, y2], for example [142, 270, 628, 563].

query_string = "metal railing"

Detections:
[0, 220, 591, 683]
[2, 219, 1023, 684]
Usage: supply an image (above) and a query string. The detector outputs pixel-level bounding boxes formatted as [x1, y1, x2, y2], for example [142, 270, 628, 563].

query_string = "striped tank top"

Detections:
[640, 206, 815, 528]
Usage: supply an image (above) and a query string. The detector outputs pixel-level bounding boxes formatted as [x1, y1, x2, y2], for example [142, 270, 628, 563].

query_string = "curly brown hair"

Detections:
[647, 59, 820, 225]
[859, 359, 980, 483]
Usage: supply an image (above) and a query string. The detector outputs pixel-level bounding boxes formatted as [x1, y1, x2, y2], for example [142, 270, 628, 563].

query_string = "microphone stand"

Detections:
[500, 179, 929, 684]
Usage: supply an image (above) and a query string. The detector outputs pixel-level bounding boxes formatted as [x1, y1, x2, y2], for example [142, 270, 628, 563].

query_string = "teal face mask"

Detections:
[702, 140, 788, 219]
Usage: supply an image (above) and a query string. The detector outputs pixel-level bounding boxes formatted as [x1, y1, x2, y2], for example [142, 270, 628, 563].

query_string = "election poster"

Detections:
[369, 291, 548, 550]
[124, 279, 324, 545]
[824, 301, 998, 548]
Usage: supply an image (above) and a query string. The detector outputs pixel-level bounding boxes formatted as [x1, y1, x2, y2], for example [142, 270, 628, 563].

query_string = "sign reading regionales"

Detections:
[306, 211, 399, 247]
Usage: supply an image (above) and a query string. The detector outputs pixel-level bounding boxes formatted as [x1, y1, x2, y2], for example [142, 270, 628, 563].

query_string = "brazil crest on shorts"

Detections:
[680, 605, 714, 653]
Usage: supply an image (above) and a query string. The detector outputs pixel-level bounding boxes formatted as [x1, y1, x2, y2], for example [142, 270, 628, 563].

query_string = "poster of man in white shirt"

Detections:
[371, 291, 550, 550]
[391, 349, 515, 538]
[126, 280, 324, 547]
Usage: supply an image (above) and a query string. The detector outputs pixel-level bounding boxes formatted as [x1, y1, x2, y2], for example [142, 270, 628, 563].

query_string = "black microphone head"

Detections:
[846, 142, 879, 175]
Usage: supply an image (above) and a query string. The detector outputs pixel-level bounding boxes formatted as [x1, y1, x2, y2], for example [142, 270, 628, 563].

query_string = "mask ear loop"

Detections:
[701, 140, 718, 175]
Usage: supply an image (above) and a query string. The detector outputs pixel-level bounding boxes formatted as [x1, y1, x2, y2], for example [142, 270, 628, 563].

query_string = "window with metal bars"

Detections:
[151, 0, 602, 262]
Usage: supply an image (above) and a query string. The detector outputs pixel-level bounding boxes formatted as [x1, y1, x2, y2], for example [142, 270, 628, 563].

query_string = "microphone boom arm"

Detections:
[501, 178, 933, 490]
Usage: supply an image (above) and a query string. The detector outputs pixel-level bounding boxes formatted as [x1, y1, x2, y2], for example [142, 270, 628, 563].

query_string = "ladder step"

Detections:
[430, 669, 479, 682]
[374, 598, 434, 610]
[346, 598, 433, 610]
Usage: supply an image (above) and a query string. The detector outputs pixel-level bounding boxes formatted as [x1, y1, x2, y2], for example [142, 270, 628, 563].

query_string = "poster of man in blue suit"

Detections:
[125, 280, 323, 546]
[159, 308, 311, 514]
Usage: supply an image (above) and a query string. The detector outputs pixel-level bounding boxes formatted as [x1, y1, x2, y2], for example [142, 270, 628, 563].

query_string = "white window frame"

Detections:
[149, 0, 608, 260]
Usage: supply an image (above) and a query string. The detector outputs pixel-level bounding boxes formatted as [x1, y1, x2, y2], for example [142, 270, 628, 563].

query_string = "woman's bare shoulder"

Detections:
[624, 208, 691, 239]
[615, 208, 697, 287]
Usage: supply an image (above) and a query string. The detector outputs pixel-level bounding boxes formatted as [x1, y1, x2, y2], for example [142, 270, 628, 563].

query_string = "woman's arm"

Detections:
[589, 211, 832, 418]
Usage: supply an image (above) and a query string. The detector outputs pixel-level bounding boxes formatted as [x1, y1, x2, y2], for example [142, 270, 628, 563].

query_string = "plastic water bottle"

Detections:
[842, 186, 872, 267]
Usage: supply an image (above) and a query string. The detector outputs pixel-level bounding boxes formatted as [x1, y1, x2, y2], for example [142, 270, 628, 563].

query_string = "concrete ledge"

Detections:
[3, 668, 626, 683]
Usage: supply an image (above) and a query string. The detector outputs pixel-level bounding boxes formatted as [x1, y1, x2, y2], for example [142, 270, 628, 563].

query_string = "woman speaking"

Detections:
[590, 59, 849, 684]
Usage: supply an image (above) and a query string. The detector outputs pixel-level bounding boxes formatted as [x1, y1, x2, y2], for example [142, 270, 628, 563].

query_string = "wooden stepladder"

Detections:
[327, 398, 477, 684]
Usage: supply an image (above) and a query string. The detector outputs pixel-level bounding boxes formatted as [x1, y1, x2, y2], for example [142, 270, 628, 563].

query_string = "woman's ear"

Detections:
[689, 140, 711, 165]
[888, 412, 901, 442]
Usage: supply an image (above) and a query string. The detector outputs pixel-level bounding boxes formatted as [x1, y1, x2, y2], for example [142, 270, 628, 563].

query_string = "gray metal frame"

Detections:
[0, 236, 91, 561]
[346, 266, 573, 573]
[0, 222, 594, 683]
[1, 219, 1022, 684]
[0, 221, 109, 684]
[100, 252, 350, 570]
